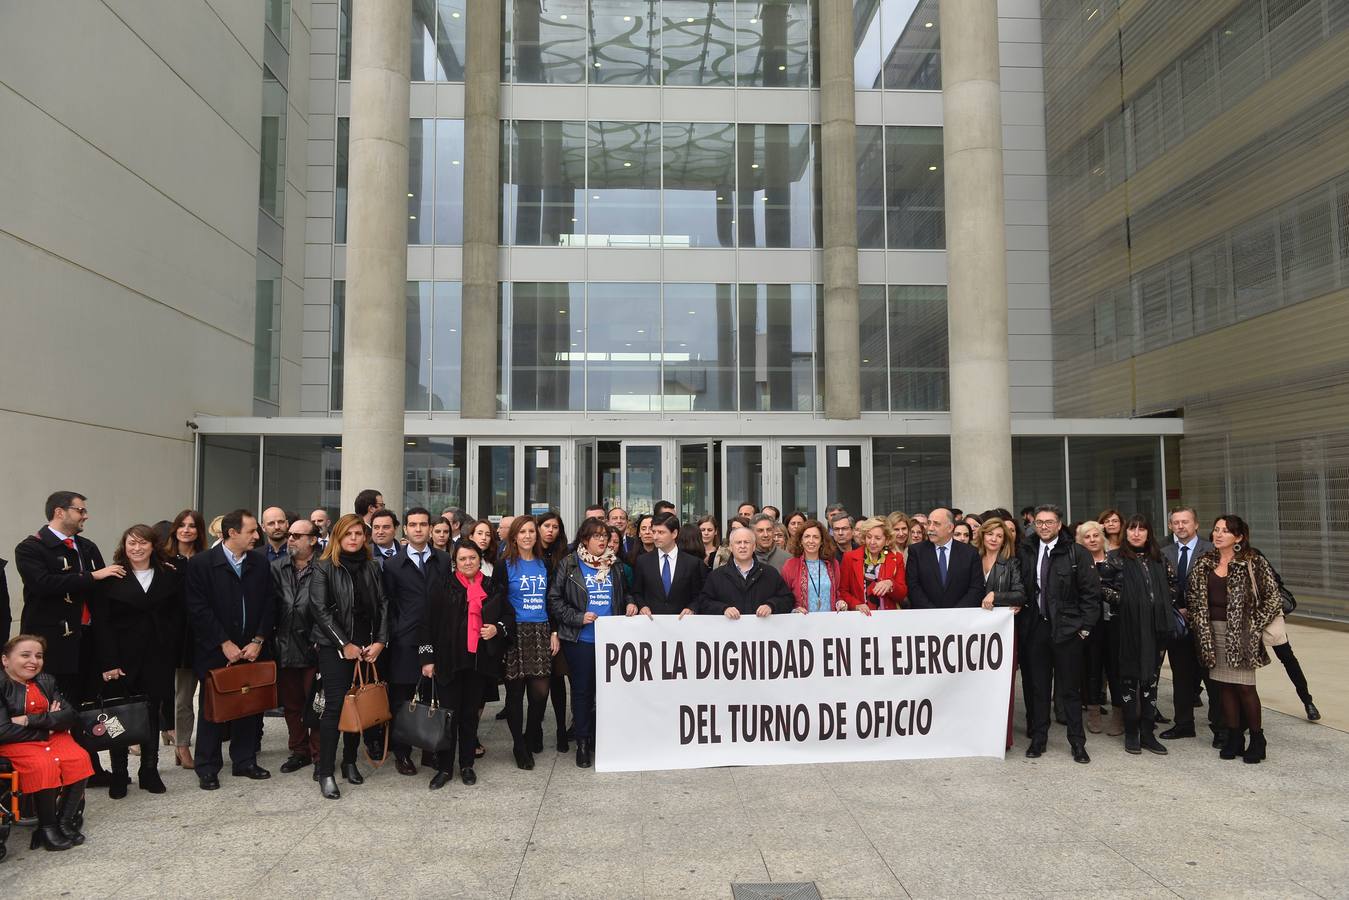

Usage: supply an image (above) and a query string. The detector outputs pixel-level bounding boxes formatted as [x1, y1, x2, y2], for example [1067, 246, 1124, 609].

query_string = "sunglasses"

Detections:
[286, 532, 315, 540]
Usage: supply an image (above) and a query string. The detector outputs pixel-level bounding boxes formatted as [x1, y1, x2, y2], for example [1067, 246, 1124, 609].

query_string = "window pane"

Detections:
[858, 285, 887, 411]
[888, 285, 948, 411]
[404, 437, 466, 513]
[335, 117, 349, 243]
[662, 0, 736, 86]
[738, 283, 816, 412]
[1279, 189, 1335, 304]
[662, 283, 737, 411]
[408, 119, 434, 244]
[435, 0, 467, 81]
[411, 0, 438, 81]
[253, 253, 282, 405]
[856, 124, 885, 248]
[871, 436, 950, 517]
[339, 0, 352, 80]
[259, 68, 286, 221]
[587, 121, 660, 247]
[735, 0, 817, 87]
[200, 436, 260, 520]
[586, 283, 661, 411]
[504, 120, 586, 246]
[1180, 38, 1218, 133]
[266, 0, 290, 45]
[510, 282, 584, 410]
[885, 126, 944, 248]
[590, 0, 657, 84]
[663, 122, 736, 248]
[1217, 1, 1266, 111]
[1013, 437, 1066, 516]
[737, 123, 821, 248]
[508, 0, 587, 84]
[330, 281, 345, 410]
[881, 0, 941, 90]
[853, 0, 882, 88]
[1069, 437, 1162, 526]
[1231, 217, 1280, 320]
[405, 282, 433, 411]
[431, 282, 462, 411]
[263, 437, 343, 521]
[435, 119, 464, 244]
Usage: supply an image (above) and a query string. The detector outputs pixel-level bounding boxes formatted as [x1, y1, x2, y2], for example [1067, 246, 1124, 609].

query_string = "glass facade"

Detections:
[253, 253, 282, 406]
[259, 67, 287, 221]
[336, 118, 464, 245]
[852, 0, 942, 90]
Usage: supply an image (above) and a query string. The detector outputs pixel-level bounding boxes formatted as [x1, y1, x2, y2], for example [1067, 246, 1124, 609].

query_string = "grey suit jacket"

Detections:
[1162, 538, 1213, 605]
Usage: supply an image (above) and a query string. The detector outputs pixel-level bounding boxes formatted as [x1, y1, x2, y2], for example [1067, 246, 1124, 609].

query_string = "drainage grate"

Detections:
[730, 883, 823, 900]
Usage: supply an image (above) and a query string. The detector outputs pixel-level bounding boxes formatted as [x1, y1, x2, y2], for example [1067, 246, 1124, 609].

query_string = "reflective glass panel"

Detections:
[404, 437, 466, 514]
[663, 122, 736, 248]
[405, 282, 433, 411]
[200, 436, 260, 520]
[885, 125, 944, 248]
[588, 121, 661, 247]
[590, 1, 657, 84]
[853, 0, 883, 88]
[263, 437, 343, 521]
[1012, 437, 1066, 517]
[431, 282, 462, 411]
[266, 0, 290, 45]
[504, 120, 586, 246]
[1069, 437, 1163, 527]
[435, 0, 467, 81]
[662, 283, 737, 411]
[881, 0, 941, 90]
[586, 283, 662, 411]
[625, 445, 663, 516]
[259, 68, 286, 221]
[510, 283, 584, 410]
[781, 444, 818, 520]
[735, 0, 817, 87]
[858, 285, 888, 411]
[856, 124, 885, 248]
[330, 281, 345, 410]
[476, 445, 516, 518]
[408, 119, 434, 243]
[871, 437, 950, 516]
[335, 117, 349, 243]
[737, 124, 821, 248]
[662, 0, 736, 86]
[253, 253, 282, 405]
[826, 444, 864, 520]
[508, 0, 588, 84]
[435, 119, 464, 244]
[411, 0, 438, 81]
[888, 285, 948, 410]
[738, 283, 816, 411]
[339, 0, 352, 79]
[525, 445, 563, 515]
[726, 445, 764, 515]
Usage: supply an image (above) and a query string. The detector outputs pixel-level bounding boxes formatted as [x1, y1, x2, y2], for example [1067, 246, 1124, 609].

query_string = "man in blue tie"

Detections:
[1159, 506, 1220, 743]
[628, 512, 706, 617]
[905, 508, 983, 609]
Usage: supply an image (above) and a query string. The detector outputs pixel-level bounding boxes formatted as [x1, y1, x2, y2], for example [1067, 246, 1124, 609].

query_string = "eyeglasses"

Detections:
[1033, 520, 1059, 528]
[65, 506, 88, 515]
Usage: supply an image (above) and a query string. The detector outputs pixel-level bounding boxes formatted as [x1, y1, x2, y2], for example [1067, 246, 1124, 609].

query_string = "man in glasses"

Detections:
[15, 490, 127, 785]
[271, 518, 321, 776]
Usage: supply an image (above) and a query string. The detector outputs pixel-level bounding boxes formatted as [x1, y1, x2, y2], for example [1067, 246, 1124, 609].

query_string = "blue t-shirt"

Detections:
[577, 561, 614, 644]
[507, 558, 549, 624]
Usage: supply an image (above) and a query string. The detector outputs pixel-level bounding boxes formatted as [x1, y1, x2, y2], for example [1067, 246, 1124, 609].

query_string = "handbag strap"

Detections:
[413, 674, 438, 710]
[346, 668, 389, 770]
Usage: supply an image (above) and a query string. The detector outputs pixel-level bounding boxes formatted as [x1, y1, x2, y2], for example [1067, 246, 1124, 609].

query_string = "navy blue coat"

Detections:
[183, 545, 276, 676]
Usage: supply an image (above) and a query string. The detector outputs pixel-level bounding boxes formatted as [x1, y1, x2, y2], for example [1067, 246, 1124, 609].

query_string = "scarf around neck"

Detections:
[577, 546, 616, 583]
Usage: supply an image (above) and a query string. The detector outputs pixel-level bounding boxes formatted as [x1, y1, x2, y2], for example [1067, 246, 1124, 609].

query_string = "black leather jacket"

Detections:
[0, 674, 77, 744]
[984, 557, 1027, 607]
[547, 554, 626, 643]
[271, 556, 318, 667]
[309, 558, 390, 649]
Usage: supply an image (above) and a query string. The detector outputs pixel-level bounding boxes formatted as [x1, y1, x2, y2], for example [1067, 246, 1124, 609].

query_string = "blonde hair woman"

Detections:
[886, 512, 910, 560]
[975, 517, 1026, 751]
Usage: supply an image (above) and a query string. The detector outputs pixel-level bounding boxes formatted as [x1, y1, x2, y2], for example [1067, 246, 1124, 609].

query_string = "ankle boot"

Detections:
[1123, 725, 1141, 754]
[1243, 729, 1266, 764]
[31, 790, 72, 851]
[56, 781, 86, 846]
[1105, 707, 1125, 736]
[1219, 728, 1246, 760]
[575, 738, 592, 768]
[1139, 724, 1168, 755]
[138, 765, 167, 794]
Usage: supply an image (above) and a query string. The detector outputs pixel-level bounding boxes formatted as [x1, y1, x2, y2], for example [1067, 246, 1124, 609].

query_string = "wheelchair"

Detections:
[0, 758, 84, 862]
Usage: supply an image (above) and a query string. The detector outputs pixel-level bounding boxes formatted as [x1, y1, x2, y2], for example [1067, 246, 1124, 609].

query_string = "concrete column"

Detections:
[459, 0, 503, 419]
[819, 0, 860, 420]
[340, 0, 411, 515]
[941, 0, 1013, 510]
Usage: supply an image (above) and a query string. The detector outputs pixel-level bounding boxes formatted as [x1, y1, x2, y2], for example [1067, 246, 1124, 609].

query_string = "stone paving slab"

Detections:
[1, 683, 1345, 899]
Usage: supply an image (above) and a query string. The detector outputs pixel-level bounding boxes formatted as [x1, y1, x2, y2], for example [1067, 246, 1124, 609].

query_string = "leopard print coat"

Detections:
[1185, 549, 1282, 671]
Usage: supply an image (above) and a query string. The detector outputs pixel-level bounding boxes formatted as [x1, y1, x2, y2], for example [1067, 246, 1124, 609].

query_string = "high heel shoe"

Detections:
[31, 826, 73, 852]
[162, 730, 175, 746]
[175, 745, 195, 769]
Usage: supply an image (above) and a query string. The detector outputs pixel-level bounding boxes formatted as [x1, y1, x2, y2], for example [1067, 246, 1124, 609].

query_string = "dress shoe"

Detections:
[394, 755, 417, 776]
[1159, 724, 1195, 740]
[341, 762, 364, 785]
[460, 766, 477, 786]
[575, 739, 592, 769]
[175, 746, 195, 769]
[1024, 743, 1044, 759]
[1220, 728, 1246, 760]
[1242, 729, 1267, 764]
[1071, 745, 1091, 764]
[319, 775, 341, 800]
[1305, 701, 1321, 721]
[1140, 731, 1168, 755]
[198, 774, 221, 791]
[429, 770, 453, 790]
[280, 755, 312, 774]
[108, 775, 130, 800]
[138, 768, 168, 794]
[30, 826, 73, 852]
[232, 764, 272, 780]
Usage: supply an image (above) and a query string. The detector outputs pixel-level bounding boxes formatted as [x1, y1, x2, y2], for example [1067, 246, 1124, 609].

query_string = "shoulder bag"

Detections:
[202, 659, 279, 723]
[390, 676, 455, 753]
[339, 660, 392, 766]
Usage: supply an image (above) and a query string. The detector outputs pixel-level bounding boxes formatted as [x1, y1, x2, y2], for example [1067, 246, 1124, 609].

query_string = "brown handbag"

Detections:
[339, 660, 392, 765]
[202, 660, 278, 723]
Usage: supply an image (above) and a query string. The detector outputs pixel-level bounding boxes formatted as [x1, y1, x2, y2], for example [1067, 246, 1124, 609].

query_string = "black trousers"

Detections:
[1022, 617, 1086, 748]
[1165, 635, 1222, 730]
[316, 653, 360, 778]
[1121, 653, 1163, 733]
[387, 681, 417, 760]
[195, 684, 262, 779]
[435, 670, 483, 773]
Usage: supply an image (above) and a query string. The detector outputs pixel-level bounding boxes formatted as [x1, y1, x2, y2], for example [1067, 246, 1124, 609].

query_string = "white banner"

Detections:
[594, 609, 1014, 773]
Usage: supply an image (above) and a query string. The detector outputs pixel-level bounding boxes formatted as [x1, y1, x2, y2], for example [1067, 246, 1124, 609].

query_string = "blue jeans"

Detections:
[562, 641, 597, 741]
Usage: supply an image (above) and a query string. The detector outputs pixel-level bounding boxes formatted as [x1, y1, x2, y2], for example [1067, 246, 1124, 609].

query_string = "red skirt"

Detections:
[0, 682, 94, 792]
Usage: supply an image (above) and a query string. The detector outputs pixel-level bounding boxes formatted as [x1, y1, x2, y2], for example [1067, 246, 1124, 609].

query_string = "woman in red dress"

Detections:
[1, 634, 93, 851]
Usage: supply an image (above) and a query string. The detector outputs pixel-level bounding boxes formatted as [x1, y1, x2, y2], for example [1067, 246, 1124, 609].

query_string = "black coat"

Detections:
[632, 547, 707, 615]
[89, 564, 183, 702]
[270, 557, 317, 668]
[695, 560, 795, 617]
[983, 557, 1026, 607]
[1116, 555, 1176, 680]
[14, 527, 107, 674]
[169, 553, 197, 668]
[309, 558, 390, 650]
[1, 558, 11, 640]
[381, 545, 450, 683]
[547, 554, 627, 642]
[417, 571, 513, 684]
[0, 673, 78, 745]
[183, 545, 276, 677]
[906, 540, 985, 609]
[1017, 530, 1102, 643]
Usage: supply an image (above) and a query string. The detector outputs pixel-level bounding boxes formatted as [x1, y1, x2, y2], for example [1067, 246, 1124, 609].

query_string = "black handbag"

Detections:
[76, 693, 155, 752]
[1277, 585, 1297, 616]
[390, 677, 454, 753]
[303, 672, 324, 729]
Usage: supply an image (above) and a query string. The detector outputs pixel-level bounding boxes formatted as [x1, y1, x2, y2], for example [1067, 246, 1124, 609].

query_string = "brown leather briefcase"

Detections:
[202, 660, 278, 723]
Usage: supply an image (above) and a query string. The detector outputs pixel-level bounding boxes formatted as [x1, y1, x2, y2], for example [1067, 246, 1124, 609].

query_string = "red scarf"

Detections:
[457, 572, 485, 653]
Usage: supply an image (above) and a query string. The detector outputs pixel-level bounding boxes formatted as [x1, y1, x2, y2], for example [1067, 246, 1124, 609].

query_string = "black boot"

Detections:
[1139, 723, 1168, 755]
[30, 790, 72, 852]
[513, 739, 534, 771]
[56, 780, 86, 846]
[138, 765, 167, 794]
[575, 738, 592, 768]
[1243, 729, 1267, 764]
[318, 775, 341, 799]
[341, 762, 364, 785]
[1123, 725, 1141, 754]
[108, 748, 131, 800]
[1219, 728, 1246, 760]
[1273, 644, 1316, 712]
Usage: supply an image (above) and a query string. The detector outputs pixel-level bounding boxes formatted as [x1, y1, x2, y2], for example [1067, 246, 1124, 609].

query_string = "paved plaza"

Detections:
[2, 623, 1346, 899]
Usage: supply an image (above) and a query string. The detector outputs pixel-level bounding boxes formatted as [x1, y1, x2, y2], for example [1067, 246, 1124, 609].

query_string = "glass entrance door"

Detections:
[473, 444, 516, 519]
[825, 443, 865, 519]
[779, 443, 819, 519]
[524, 444, 563, 516]
[677, 440, 718, 526]
[722, 442, 764, 524]
[469, 440, 566, 521]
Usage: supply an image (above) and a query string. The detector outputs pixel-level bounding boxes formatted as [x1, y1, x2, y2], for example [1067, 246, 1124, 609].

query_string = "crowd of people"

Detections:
[0, 488, 1321, 855]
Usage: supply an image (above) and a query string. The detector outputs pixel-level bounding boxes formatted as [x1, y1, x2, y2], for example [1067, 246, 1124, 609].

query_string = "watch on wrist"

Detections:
[250, 637, 264, 645]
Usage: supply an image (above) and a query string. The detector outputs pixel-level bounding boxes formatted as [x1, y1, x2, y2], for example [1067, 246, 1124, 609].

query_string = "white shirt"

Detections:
[1174, 536, 1198, 554]
[1037, 537, 1059, 586]
[658, 545, 679, 571]
[133, 568, 155, 591]
[932, 539, 954, 558]
[223, 546, 247, 569]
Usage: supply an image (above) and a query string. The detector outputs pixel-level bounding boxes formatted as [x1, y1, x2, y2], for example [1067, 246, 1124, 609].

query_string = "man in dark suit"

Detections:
[381, 507, 448, 774]
[15, 490, 125, 783]
[628, 512, 706, 617]
[1159, 506, 1221, 743]
[1017, 504, 1102, 764]
[905, 508, 983, 609]
[607, 506, 634, 557]
[184, 509, 276, 790]
[695, 527, 795, 618]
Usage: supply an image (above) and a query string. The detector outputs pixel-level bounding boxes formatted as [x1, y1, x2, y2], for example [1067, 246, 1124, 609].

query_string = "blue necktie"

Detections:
[1177, 544, 1190, 586]
[662, 554, 673, 595]
[938, 545, 947, 586]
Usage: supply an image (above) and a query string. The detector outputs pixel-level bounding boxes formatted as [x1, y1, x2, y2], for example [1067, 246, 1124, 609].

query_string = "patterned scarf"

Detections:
[577, 545, 617, 583]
